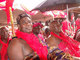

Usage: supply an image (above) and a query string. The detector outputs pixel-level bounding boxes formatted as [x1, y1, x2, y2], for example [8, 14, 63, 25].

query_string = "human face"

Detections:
[32, 26, 40, 35]
[19, 17, 32, 33]
[55, 18, 65, 24]
[1, 28, 9, 42]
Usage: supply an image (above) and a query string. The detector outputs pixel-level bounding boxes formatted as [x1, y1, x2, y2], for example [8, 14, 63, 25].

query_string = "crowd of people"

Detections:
[0, 12, 80, 60]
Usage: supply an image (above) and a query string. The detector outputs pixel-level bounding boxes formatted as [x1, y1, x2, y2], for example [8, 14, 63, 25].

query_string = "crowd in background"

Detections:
[0, 13, 80, 60]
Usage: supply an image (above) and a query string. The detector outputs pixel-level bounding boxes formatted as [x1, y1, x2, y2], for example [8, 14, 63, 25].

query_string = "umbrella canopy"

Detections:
[31, 11, 53, 22]
[67, 7, 80, 20]
[0, 9, 25, 26]
[43, 10, 67, 18]
[69, 7, 80, 14]
[34, 0, 80, 12]
[0, 0, 5, 2]
[0, 0, 80, 11]
[0, 1, 6, 10]
[0, 0, 80, 23]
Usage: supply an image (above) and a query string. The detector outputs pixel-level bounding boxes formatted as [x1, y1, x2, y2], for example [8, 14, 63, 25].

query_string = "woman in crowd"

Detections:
[74, 29, 80, 42]
[46, 19, 73, 60]
[0, 27, 9, 60]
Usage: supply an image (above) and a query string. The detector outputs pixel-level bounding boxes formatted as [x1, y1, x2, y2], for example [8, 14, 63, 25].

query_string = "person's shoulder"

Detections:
[7, 38, 25, 60]
[7, 38, 23, 53]
[8, 38, 23, 49]
[8, 37, 27, 48]
[10, 38, 21, 44]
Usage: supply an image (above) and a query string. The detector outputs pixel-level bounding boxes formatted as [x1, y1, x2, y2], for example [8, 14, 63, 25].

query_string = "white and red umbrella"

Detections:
[43, 10, 67, 19]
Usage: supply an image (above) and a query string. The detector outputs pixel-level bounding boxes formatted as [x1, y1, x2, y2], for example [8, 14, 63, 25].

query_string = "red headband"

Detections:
[33, 23, 43, 28]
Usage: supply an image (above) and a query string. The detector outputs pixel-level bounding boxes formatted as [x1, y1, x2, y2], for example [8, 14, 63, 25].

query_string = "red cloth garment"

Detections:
[0, 39, 8, 60]
[33, 23, 43, 28]
[76, 18, 80, 31]
[62, 20, 75, 38]
[62, 20, 71, 36]
[38, 34, 45, 41]
[51, 32, 80, 57]
[16, 30, 48, 60]
[0, 0, 5, 2]
[0, 6, 5, 9]
[0, 0, 6, 10]
[5, 0, 14, 24]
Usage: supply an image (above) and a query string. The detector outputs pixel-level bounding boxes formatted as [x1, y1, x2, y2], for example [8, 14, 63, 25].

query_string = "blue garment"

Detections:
[48, 48, 71, 60]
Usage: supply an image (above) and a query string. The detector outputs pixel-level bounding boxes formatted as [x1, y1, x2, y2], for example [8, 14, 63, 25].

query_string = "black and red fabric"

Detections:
[33, 23, 43, 28]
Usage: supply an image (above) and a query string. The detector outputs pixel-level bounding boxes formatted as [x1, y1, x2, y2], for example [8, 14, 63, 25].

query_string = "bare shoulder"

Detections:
[7, 38, 24, 60]
[7, 38, 22, 53]
[8, 38, 22, 48]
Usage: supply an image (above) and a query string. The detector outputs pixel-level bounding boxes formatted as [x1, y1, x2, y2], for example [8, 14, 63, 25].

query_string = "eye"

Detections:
[21, 20, 27, 24]
[59, 20, 62, 22]
[28, 21, 31, 23]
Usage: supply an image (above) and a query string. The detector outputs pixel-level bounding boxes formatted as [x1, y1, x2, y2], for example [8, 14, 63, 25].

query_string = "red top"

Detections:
[51, 32, 80, 57]
[16, 30, 48, 60]
[76, 18, 80, 31]
[62, 20, 75, 38]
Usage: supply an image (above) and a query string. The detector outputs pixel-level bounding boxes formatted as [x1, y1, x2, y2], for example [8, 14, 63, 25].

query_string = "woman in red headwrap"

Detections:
[32, 23, 45, 41]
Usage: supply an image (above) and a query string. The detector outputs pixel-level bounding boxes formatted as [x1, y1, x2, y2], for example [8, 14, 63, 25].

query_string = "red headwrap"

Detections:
[33, 23, 43, 28]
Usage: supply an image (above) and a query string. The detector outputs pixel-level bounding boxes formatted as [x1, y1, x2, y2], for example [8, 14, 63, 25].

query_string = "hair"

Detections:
[0, 27, 8, 36]
[45, 28, 50, 35]
[0, 27, 6, 32]
[16, 13, 31, 24]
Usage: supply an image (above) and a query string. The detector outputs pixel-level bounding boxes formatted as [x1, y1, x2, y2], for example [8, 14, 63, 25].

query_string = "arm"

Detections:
[7, 38, 24, 60]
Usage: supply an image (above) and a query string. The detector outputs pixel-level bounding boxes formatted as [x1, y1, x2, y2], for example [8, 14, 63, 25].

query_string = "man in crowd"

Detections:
[7, 13, 48, 60]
